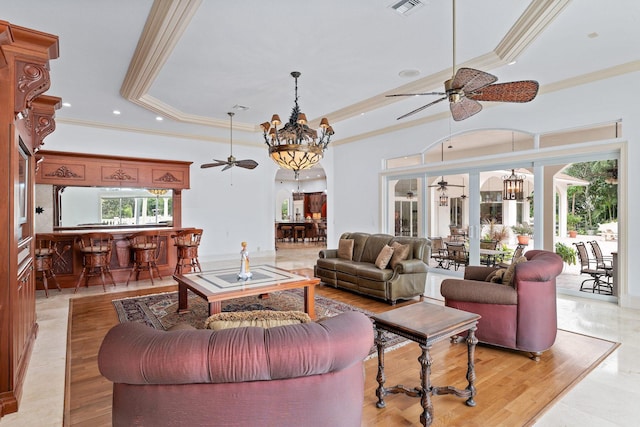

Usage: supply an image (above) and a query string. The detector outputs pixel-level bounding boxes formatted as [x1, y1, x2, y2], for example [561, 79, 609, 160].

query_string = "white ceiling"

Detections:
[4, 0, 640, 162]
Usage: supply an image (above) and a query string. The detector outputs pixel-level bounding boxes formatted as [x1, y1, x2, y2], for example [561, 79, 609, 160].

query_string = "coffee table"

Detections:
[173, 264, 320, 319]
[372, 302, 481, 427]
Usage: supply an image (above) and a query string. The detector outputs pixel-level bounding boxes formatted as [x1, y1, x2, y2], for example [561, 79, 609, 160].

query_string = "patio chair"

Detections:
[429, 237, 449, 269]
[498, 244, 526, 268]
[589, 240, 613, 271]
[573, 242, 612, 295]
[445, 241, 468, 271]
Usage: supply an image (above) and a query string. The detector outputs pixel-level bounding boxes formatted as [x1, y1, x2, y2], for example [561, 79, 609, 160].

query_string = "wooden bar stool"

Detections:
[75, 233, 117, 293]
[172, 228, 203, 275]
[35, 234, 62, 297]
[126, 231, 164, 286]
[280, 225, 293, 242]
[294, 225, 305, 242]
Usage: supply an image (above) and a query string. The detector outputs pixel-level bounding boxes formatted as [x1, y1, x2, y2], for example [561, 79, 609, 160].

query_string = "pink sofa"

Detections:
[440, 250, 563, 360]
[98, 311, 373, 427]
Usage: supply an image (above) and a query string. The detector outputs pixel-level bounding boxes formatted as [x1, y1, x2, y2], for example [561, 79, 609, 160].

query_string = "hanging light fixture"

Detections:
[503, 169, 524, 200]
[502, 132, 524, 200]
[261, 71, 334, 178]
[439, 189, 449, 206]
[460, 178, 467, 199]
[605, 160, 618, 184]
[147, 189, 168, 196]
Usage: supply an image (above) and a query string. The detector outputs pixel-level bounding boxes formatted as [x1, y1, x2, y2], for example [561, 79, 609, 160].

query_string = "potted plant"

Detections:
[555, 242, 577, 266]
[511, 223, 534, 245]
[567, 213, 581, 238]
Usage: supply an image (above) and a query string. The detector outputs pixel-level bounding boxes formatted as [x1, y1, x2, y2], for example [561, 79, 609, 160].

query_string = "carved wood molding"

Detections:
[156, 172, 179, 182]
[105, 169, 135, 181]
[45, 166, 81, 178]
[15, 60, 51, 113]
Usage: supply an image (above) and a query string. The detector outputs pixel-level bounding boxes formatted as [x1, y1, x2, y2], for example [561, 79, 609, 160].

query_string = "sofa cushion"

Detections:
[338, 239, 354, 260]
[503, 256, 527, 286]
[375, 245, 394, 269]
[389, 242, 411, 268]
[204, 310, 312, 331]
[356, 264, 394, 281]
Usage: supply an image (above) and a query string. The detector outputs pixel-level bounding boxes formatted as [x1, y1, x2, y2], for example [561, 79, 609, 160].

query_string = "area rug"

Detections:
[112, 288, 408, 357]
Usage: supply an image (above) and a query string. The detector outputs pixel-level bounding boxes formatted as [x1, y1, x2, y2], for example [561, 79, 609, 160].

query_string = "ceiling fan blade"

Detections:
[396, 96, 447, 120]
[452, 67, 497, 93]
[386, 92, 446, 97]
[235, 159, 259, 169]
[450, 97, 482, 121]
[468, 80, 539, 103]
[222, 163, 234, 171]
[200, 161, 227, 169]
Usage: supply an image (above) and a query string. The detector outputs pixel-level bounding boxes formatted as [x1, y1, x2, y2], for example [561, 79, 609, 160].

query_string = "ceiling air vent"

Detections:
[390, 0, 425, 16]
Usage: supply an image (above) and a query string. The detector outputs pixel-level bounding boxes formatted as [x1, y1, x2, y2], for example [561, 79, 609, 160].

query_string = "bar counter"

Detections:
[37, 227, 185, 290]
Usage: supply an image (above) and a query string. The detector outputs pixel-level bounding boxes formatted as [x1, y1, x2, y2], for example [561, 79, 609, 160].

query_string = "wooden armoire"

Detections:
[0, 21, 60, 417]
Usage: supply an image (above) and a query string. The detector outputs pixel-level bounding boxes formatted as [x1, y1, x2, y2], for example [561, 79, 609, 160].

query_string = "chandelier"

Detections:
[502, 169, 524, 201]
[147, 189, 168, 196]
[261, 71, 334, 178]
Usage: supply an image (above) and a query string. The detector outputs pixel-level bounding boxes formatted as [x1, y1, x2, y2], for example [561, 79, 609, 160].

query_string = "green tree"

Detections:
[565, 160, 617, 230]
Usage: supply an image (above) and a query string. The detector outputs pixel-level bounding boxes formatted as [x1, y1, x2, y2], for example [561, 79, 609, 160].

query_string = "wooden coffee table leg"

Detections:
[208, 301, 222, 316]
[177, 282, 190, 314]
[303, 284, 316, 320]
[375, 328, 387, 408]
[419, 342, 434, 427]
[465, 324, 479, 407]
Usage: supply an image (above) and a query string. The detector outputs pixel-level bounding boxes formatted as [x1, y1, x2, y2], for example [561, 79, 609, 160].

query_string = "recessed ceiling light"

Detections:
[587, 32, 599, 39]
[62, 102, 71, 107]
[233, 104, 249, 111]
[399, 69, 420, 78]
[113, 110, 121, 115]
[508, 60, 517, 66]
[155, 116, 163, 121]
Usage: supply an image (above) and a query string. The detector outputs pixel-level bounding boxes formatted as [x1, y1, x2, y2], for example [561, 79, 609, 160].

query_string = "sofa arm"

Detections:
[395, 259, 428, 274]
[319, 249, 338, 259]
[464, 266, 497, 281]
[441, 279, 517, 305]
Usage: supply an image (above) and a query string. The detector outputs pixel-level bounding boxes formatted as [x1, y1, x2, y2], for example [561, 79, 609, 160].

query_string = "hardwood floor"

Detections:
[66, 281, 617, 426]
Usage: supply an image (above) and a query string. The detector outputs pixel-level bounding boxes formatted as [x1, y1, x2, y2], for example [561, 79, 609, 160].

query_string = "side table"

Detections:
[372, 302, 481, 427]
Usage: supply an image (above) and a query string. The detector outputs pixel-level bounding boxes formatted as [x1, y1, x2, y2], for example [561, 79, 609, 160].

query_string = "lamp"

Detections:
[439, 189, 449, 207]
[261, 71, 334, 178]
[503, 169, 524, 200]
[502, 132, 524, 200]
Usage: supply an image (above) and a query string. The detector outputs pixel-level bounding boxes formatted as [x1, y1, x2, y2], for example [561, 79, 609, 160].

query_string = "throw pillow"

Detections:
[204, 310, 312, 331]
[389, 242, 411, 269]
[502, 256, 528, 287]
[486, 269, 507, 284]
[375, 245, 395, 269]
[337, 239, 354, 260]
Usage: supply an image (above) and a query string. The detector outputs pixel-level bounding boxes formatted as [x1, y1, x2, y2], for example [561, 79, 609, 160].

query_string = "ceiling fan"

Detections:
[387, 0, 539, 121]
[201, 112, 258, 171]
[429, 176, 465, 192]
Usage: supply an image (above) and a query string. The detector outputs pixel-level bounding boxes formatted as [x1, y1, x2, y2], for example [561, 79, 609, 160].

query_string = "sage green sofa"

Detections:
[314, 232, 431, 304]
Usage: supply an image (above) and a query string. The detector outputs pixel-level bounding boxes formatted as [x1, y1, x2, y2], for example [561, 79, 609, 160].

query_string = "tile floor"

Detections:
[2, 244, 638, 426]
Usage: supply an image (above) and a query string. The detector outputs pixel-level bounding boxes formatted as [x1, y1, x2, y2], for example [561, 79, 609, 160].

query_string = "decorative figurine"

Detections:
[238, 241, 252, 280]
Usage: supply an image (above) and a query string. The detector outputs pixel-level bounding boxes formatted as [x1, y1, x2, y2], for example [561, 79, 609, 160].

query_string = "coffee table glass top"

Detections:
[178, 265, 311, 294]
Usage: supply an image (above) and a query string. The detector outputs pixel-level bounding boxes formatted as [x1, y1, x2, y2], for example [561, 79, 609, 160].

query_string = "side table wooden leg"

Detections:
[375, 328, 387, 408]
[419, 343, 434, 427]
[303, 284, 316, 320]
[464, 324, 479, 407]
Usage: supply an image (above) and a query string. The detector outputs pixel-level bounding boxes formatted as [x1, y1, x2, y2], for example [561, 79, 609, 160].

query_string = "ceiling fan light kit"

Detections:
[261, 71, 334, 178]
[388, 0, 539, 121]
[201, 112, 258, 171]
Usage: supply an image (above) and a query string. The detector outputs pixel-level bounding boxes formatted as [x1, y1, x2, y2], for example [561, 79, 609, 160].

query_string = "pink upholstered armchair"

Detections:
[98, 311, 373, 427]
[440, 250, 563, 360]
